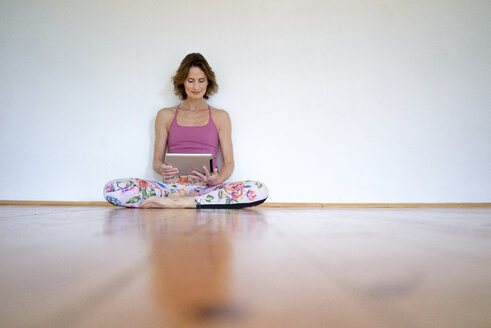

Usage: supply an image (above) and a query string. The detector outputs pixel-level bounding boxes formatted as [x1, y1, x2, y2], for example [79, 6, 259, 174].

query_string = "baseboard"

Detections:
[0, 200, 113, 207]
[259, 202, 491, 208]
[0, 200, 490, 208]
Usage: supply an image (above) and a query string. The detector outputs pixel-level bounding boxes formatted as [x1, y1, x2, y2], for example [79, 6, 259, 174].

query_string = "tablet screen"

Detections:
[165, 153, 213, 176]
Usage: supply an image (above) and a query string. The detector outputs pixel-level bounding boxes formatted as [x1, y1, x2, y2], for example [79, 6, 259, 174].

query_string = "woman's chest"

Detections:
[176, 110, 210, 126]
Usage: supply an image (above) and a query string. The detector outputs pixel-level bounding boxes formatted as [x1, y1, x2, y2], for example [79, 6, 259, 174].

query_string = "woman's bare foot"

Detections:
[142, 195, 197, 209]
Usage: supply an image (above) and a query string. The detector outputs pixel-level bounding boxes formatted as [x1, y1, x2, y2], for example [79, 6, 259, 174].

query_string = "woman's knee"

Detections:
[103, 178, 130, 196]
[103, 178, 167, 207]
[246, 180, 269, 200]
[222, 180, 268, 204]
[195, 180, 268, 209]
[103, 179, 127, 206]
[103, 178, 142, 207]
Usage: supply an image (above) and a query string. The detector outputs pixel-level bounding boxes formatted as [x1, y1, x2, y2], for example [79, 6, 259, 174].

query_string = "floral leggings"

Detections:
[103, 176, 269, 209]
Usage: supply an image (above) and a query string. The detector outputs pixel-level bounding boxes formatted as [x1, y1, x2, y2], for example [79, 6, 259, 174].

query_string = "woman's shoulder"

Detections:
[157, 106, 177, 116]
[210, 107, 231, 131]
[155, 106, 178, 131]
[156, 106, 177, 121]
[210, 107, 231, 121]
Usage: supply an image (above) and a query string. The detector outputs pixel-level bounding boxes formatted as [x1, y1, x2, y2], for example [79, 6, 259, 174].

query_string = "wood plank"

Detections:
[1, 206, 491, 327]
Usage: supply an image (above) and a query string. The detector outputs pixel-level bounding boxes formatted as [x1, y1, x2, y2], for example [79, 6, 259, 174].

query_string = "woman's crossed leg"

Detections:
[103, 176, 268, 209]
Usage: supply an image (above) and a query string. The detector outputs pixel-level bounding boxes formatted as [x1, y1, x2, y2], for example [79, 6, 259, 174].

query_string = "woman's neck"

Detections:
[182, 98, 207, 112]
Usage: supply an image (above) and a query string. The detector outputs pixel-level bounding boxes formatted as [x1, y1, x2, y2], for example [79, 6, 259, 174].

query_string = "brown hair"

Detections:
[172, 53, 218, 100]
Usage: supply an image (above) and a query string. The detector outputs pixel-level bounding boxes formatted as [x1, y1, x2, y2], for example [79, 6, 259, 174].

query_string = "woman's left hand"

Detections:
[190, 167, 221, 186]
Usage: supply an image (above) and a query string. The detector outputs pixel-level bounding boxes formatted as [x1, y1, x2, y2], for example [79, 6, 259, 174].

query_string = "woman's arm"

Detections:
[215, 109, 235, 184]
[152, 108, 176, 176]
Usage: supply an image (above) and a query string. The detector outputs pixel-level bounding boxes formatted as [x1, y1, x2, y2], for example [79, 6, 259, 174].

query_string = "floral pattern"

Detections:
[105, 196, 121, 206]
[246, 189, 256, 201]
[103, 176, 268, 208]
[195, 180, 268, 206]
[104, 178, 164, 207]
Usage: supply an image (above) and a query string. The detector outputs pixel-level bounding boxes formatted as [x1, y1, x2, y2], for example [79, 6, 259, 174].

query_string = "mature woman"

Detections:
[104, 53, 269, 208]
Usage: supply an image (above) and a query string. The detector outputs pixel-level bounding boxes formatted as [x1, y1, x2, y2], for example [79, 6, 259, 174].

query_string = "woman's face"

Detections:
[184, 66, 208, 100]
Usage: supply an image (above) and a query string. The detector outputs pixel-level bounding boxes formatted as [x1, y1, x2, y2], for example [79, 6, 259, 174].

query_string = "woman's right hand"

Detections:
[161, 162, 179, 180]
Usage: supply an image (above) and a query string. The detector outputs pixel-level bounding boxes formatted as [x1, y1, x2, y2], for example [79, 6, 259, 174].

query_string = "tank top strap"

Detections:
[171, 104, 181, 124]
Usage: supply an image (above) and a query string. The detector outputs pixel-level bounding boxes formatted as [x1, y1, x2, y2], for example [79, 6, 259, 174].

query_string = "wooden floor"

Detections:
[1, 206, 491, 328]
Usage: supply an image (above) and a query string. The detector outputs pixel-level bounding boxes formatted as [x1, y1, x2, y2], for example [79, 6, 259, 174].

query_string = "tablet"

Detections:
[165, 153, 213, 176]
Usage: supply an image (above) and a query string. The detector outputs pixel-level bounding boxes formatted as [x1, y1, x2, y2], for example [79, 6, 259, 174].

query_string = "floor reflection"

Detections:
[104, 208, 267, 327]
[103, 208, 267, 237]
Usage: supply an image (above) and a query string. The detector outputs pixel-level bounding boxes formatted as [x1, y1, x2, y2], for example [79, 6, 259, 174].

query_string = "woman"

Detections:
[103, 53, 269, 209]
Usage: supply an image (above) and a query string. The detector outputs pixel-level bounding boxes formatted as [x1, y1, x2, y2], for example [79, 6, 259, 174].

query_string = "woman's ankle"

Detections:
[142, 195, 196, 209]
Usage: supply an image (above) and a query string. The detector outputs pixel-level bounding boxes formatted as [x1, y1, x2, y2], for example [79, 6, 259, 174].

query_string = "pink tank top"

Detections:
[167, 104, 219, 170]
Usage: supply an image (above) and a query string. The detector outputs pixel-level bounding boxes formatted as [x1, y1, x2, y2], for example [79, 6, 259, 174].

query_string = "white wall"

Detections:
[1, 0, 490, 203]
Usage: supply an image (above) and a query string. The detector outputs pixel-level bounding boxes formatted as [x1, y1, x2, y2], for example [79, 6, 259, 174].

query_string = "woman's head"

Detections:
[172, 53, 218, 100]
